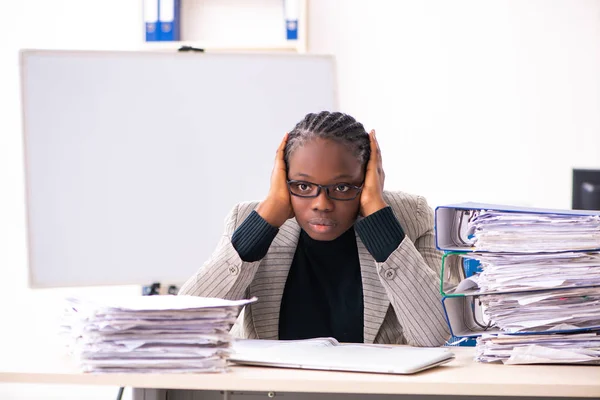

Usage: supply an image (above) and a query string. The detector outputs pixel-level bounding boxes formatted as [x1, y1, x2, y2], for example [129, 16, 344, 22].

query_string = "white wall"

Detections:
[309, 0, 600, 209]
[2, 0, 600, 398]
[0, 1, 142, 399]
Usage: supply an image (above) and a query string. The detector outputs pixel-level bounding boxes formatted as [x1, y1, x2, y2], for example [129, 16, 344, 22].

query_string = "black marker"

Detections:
[178, 46, 205, 53]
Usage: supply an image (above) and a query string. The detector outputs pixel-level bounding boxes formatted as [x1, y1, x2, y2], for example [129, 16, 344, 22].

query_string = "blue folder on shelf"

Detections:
[144, 0, 159, 42]
[284, 0, 299, 40]
[158, 0, 181, 41]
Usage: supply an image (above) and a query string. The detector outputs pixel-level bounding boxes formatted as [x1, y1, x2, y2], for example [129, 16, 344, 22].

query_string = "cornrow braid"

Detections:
[285, 111, 371, 167]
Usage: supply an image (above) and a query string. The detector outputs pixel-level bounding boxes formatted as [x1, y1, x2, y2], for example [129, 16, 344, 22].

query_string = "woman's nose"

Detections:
[311, 187, 334, 212]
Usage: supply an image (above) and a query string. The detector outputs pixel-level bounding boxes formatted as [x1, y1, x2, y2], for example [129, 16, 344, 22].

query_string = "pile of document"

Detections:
[466, 210, 600, 252]
[480, 287, 600, 333]
[476, 333, 600, 365]
[466, 213, 600, 363]
[62, 295, 254, 373]
[435, 203, 600, 365]
[467, 252, 600, 294]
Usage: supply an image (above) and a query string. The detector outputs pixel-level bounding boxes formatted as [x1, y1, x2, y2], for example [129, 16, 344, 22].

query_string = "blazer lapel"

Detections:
[356, 233, 390, 344]
[249, 217, 301, 340]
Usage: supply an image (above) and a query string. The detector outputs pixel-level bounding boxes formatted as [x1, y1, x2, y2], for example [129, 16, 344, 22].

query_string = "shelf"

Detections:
[142, 0, 308, 53]
[140, 40, 304, 53]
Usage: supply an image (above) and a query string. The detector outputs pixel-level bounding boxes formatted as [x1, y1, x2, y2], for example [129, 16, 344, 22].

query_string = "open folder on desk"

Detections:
[230, 338, 454, 375]
[435, 203, 600, 253]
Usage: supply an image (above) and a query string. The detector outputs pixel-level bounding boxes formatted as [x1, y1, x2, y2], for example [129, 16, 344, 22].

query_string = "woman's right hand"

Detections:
[256, 133, 294, 227]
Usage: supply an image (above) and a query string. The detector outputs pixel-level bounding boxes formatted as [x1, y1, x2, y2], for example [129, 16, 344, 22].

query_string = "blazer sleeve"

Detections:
[376, 195, 450, 347]
[178, 203, 263, 300]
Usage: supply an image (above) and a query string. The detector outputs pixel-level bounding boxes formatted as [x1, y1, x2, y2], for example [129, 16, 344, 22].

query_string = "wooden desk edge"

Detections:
[1, 370, 599, 398]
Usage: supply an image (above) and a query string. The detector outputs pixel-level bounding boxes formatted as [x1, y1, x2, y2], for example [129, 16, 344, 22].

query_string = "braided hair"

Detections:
[285, 111, 371, 168]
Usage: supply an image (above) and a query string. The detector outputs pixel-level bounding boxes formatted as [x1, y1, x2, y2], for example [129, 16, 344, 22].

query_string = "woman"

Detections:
[179, 111, 449, 347]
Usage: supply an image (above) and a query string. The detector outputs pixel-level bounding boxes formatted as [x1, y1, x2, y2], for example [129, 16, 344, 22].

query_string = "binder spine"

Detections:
[158, 0, 181, 42]
[144, 0, 160, 42]
[284, 0, 299, 40]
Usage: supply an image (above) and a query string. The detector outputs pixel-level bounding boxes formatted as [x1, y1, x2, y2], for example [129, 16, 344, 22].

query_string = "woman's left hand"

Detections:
[359, 130, 388, 217]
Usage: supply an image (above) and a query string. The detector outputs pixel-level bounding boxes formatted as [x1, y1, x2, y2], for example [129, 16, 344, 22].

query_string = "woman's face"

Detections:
[287, 137, 364, 241]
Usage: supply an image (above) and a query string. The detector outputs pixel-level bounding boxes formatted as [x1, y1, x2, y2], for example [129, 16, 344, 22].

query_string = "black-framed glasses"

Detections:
[287, 180, 363, 201]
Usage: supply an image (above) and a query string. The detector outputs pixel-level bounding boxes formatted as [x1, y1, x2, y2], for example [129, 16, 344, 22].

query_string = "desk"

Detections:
[0, 347, 599, 399]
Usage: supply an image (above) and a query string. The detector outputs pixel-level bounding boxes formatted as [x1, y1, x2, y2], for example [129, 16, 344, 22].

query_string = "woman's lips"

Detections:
[307, 218, 336, 233]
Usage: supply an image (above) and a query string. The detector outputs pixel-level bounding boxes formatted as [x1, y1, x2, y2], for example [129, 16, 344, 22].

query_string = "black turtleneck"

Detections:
[231, 206, 405, 343]
[279, 227, 364, 343]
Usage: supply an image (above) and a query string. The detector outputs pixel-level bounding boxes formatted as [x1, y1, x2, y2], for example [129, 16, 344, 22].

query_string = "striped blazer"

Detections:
[179, 191, 450, 347]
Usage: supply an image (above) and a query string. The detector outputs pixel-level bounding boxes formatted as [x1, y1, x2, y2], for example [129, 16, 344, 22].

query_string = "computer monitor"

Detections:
[572, 169, 600, 210]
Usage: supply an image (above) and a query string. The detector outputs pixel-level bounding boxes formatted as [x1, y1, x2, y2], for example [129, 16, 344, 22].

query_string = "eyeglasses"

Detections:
[287, 180, 363, 201]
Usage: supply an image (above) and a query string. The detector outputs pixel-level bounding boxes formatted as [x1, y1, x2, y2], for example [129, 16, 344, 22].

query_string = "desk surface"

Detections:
[1, 347, 599, 398]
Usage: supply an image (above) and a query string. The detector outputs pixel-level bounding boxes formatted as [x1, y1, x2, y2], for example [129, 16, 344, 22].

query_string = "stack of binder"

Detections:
[62, 295, 254, 373]
[435, 203, 600, 364]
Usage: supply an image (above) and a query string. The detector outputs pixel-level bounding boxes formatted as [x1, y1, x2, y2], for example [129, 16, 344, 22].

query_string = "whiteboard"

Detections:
[21, 50, 336, 288]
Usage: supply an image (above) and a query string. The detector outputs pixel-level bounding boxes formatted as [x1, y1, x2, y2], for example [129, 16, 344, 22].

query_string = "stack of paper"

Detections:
[480, 288, 600, 333]
[466, 210, 600, 252]
[461, 219, 600, 363]
[468, 252, 600, 293]
[465, 253, 600, 363]
[476, 333, 600, 365]
[62, 295, 254, 373]
[436, 204, 600, 364]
